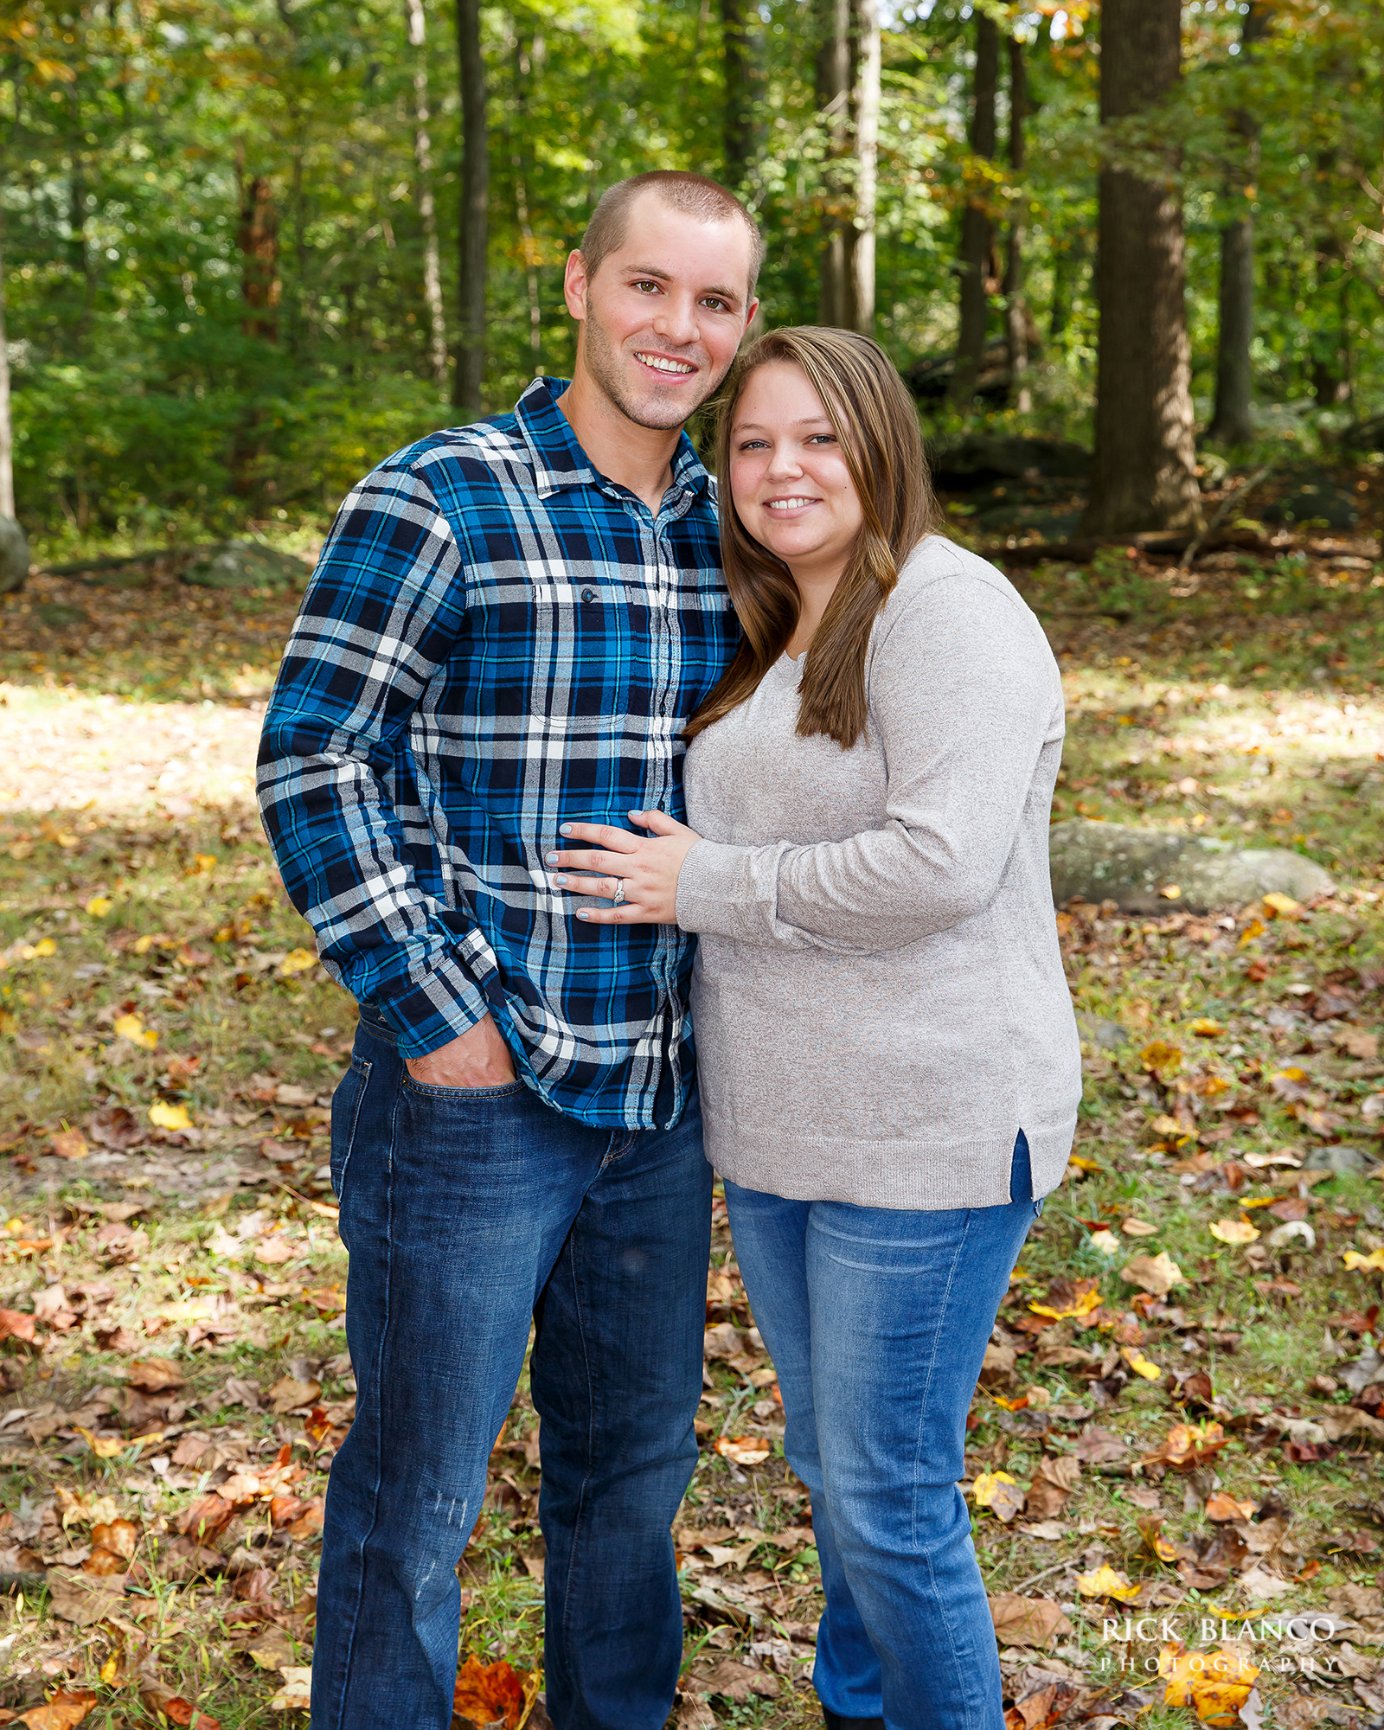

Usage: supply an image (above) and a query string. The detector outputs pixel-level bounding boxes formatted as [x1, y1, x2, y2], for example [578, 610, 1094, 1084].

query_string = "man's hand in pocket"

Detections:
[405, 1015, 516, 1088]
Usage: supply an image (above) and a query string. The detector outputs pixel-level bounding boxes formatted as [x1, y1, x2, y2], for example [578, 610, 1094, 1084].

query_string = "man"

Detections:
[257, 171, 761, 1730]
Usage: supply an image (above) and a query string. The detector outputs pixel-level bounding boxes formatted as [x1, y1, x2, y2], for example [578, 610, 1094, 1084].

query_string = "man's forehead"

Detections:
[605, 196, 754, 282]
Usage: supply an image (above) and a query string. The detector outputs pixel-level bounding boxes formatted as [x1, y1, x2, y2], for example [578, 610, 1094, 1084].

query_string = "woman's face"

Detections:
[728, 360, 864, 582]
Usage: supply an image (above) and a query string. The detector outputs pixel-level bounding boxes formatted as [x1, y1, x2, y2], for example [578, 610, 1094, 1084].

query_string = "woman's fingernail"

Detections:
[545, 852, 559, 865]
[560, 824, 573, 836]
[577, 909, 590, 919]
[554, 874, 567, 886]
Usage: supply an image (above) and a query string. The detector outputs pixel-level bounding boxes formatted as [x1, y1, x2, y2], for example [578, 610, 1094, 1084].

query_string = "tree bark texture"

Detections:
[949, 12, 999, 404]
[1208, 1, 1269, 445]
[1084, 0, 1201, 535]
[720, 0, 764, 196]
[454, 0, 488, 420]
[848, 0, 880, 335]
[816, 0, 852, 327]
[0, 204, 13, 520]
[406, 0, 449, 393]
[1003, 32, 1031, 413]
[236, 163, 281, 342]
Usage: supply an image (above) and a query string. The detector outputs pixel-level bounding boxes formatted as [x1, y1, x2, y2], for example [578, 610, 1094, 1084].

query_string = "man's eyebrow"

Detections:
[623, 264, 743, 306]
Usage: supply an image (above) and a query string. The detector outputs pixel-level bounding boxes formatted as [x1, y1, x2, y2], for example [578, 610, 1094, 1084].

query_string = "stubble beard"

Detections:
[580, 298, 727, 433]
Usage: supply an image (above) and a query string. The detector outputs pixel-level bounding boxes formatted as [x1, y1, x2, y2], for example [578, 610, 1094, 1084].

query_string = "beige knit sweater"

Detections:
[675, 535, 1081, 1209]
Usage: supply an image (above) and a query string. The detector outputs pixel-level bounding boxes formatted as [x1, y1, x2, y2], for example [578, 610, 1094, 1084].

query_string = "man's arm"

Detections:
[257, 461, 511, 1075]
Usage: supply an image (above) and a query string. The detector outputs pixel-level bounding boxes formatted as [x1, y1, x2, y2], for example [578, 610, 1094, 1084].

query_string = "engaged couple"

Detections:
[258, 169, 1082, 1730]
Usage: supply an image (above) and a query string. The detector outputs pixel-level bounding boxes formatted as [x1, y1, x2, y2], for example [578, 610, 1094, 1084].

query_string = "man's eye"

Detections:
[701, 297, 731, 312]
[633, 279, 661, 293]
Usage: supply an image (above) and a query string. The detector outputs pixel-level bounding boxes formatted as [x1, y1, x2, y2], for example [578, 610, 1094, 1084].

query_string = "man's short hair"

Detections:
[579, 171, 765, 298]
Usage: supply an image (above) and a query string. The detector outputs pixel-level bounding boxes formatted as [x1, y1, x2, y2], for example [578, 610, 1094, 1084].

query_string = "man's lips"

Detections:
[633, 349, 698, 379]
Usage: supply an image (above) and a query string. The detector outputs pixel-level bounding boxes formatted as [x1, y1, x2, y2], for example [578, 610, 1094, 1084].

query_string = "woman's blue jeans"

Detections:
[311, 1012, 712, 1730]
[724, 1135, 1042, 1730]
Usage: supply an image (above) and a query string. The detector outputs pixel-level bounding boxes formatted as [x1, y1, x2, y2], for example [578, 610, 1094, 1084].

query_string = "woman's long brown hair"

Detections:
[686, 326, 941, 750]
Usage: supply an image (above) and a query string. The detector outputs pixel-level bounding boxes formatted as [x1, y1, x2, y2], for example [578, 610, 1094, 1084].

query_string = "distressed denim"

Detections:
[724, 1134, 1042, 1730]
[311, 1011, 712, 1730]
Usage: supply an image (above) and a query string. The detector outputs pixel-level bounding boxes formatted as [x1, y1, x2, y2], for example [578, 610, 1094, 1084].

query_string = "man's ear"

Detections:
[563, 249, 589, 322]
[743, 295, 761, 337]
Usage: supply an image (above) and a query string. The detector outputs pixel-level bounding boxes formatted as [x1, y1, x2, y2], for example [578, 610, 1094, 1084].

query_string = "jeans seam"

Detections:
[557, 1228, 598, 1714]
[909, 1207, 971, 1552]
[331, 1080, 400, 1729]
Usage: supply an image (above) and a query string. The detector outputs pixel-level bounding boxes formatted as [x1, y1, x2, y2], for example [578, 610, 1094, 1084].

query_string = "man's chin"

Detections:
[619, 385, 714, 431]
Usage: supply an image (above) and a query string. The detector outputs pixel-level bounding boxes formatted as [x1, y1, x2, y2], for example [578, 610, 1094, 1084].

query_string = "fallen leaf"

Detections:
[452, 1652, 538, 1728]
[114, 1012, 159, 1049]
[18, 1691, 100, 1730]
[1161, 1641, 1260, 1725]
[715, 1435, 771, 1467]
[148, 1101, 193, 1132]
[1343, 1247, 1384, 1272]
[1076, 1563, 1141, 1602]
[45, 1569, 125, 1625]
[0, 1308, 37, 1344]
[987, 1593, 1073, 1647]
[1206, 1492, 1258, 1522]
[1211, 1220, 1261, 1245]
[1122, 1346, 1164, 1380]
[972, 1470, 1027, 1522]
[127, 1357, 185, 1393]
[278, 947, 318, 978]
[1147, 1420, 1229, 1470]
[268, 1668, 312, 1712]
[1121, 1252, 1185, 1295]
[690, 1659, 780, 1702]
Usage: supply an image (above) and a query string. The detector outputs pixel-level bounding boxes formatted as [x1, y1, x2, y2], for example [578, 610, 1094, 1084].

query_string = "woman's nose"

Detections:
[765, 444, 802, 479]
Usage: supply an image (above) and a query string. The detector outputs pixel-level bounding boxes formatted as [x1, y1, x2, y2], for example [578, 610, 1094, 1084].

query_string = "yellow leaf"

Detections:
[1159, 883, 1182, 900]
[1140, 1039, 1183, 1077]
[1189, 1018, 1225, 1036]
[972, 1469, 1016, 1505]
[1076, 1564, 1141, 1602]
[113, 1012, 158, 1050]
[99, 1656, 120, 1686]
[1238, 919, 1265, 946]
[278, 947, 318, 978]
[1262, 892, 1302, 919]
[1122, 1346, 1163, 1380]
[1210, 1219, 1260, 1245]
[715, 1434, 771, 1467]
[85, 895, 113, 918]
[972, 1470, 1026, 1521]
[1068, 1154, 1101, 1173]
[148, 1101, 193, 1131]
[31, 937, 57, 958]
[0, 1008, 16, 1036]
[1343, 1247, 1384, 1272]
[187, 853, 218, 875]
[1089, 1229, 1121, 1256]
[1029, 1285, 1103, 1321]
[1160, 1641, 1259, 1725]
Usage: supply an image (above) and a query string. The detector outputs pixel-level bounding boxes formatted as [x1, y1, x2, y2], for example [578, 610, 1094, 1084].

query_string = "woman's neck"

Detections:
[785, 564, 845, 657]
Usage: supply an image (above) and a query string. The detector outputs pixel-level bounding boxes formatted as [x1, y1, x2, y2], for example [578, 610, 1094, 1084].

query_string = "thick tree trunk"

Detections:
[848, 0, 880, 335]
[235, 161, 281, 342]
[720, 0, 764, 196]
[816, 0, 852, 327]
[949, 13, 1000, 405]
[1084, 0, 1201, 535]
[1003, 32, 1030, 413]
[454, 0, 488, 420]
[406, 0, 448, 393]
[0, 205, 13, 520]
[1207, 2, 1268, 445]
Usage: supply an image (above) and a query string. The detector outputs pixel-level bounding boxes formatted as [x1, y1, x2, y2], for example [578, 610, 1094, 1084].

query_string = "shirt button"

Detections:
[580, 587, 598, 603]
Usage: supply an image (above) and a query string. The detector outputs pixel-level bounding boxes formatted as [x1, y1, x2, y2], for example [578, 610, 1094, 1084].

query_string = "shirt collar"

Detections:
[514, 375, 713, 503]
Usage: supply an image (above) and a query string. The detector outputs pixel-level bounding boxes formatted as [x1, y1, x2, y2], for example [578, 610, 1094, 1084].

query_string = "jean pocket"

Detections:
[329, 1055, 372, 1200]
[400, 1074, 526, 1103]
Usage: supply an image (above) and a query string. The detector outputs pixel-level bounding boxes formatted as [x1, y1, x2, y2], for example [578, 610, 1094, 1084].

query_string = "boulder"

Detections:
[928, 435, 1091, 493]
[0, 516, 29, 595]
[183, 540, 308, 592]
[1262, 483, 1358, 531]
[1049, 819, 1335, 914]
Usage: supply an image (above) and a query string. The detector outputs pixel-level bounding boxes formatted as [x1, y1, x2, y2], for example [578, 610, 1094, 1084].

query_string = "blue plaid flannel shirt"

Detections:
[257, 376, 738, 1129]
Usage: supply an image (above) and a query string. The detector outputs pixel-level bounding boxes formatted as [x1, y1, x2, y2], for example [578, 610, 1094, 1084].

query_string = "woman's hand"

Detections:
[547, 809, 701, 924]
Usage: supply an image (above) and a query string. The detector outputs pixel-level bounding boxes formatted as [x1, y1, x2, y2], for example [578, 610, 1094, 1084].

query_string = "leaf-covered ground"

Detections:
[1, 529, 1382, 1730]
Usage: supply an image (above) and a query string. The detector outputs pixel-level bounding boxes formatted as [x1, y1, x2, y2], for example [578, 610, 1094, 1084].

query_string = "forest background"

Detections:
[2, 4, 1384, 1729]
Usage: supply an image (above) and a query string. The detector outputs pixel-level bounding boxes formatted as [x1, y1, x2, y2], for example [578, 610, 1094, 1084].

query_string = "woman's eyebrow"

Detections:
[732, 416, 835, 433]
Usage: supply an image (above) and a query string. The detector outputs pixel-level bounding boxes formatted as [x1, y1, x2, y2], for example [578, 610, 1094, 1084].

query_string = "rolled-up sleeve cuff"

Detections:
[676, 839, 775, 941]
[372, 951, 494, 1059]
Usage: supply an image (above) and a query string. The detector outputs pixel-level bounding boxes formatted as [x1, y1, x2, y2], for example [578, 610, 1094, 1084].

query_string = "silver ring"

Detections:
[611, 880, 626, 907]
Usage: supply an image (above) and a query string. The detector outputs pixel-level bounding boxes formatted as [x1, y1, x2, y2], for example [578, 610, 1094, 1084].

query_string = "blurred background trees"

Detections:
[1, 0, 1381, 552]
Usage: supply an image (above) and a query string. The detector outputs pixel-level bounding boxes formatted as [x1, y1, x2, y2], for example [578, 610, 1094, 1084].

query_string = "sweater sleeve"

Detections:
[674, 572, 1062, 954]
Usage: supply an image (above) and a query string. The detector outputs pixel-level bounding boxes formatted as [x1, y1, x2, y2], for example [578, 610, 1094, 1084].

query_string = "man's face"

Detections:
[565, 192, 759, 431]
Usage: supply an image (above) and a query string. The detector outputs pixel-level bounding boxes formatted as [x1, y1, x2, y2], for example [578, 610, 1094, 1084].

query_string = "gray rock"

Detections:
[1049, 820, 1336, 913]
[1262, 484, 1358, 530]
[0, 516, 29, 594]
[1318, 1144, 1372, 1177]
[1077, 1013, 1131, 1051]
[183, 540, 308, 592]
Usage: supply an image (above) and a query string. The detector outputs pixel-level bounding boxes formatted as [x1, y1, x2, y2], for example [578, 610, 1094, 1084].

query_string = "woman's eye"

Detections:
[737, 439, 767, 452]
[808, 433, 837, 445]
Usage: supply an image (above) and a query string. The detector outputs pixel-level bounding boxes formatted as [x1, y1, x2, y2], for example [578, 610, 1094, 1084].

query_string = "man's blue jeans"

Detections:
[311, 1012, 712, 1730]
[724, 1136, 1042, 1730]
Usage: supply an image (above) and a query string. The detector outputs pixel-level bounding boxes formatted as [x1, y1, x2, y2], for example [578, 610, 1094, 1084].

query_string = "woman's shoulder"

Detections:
[877, 534, 1046, 643]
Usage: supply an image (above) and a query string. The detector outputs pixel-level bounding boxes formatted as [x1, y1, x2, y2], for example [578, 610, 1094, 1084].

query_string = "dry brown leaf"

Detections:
[127, 1357, 185, 1393]
[988, 1594, 1073, 1648]
[18, 1692, 100, 1730]
[690, 1659, 781, 1701]
[1121, 1252, 1186, 1295]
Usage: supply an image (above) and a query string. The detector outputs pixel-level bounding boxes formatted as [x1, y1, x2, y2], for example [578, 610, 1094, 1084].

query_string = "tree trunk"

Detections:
[454, 0, 488, 420]
[0, 203, 13, 521]
[816, 0, 852, 327]
[406, 0, 448, 393]
[1207, 1, 1269, 445]
[1311, 181, 1349, 408]
[720, 0, 764, 196]
[1003, 32, 1030, 413]
[1084, 0, 1201, 535]
[949, 12, 1000, 405]
[847, 0, 880, 335]
[235, 161, 281, 342]
[511, 23, 543, 375]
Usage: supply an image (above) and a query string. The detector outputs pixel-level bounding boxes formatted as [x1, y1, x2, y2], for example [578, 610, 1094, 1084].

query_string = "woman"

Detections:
[546, 327, 1082, 1730]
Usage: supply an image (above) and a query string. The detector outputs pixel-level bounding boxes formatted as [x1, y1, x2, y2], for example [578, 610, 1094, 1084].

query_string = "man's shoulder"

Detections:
[372, 410, 532, 498]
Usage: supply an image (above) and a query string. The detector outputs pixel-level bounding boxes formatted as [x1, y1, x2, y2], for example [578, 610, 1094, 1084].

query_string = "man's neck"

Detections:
[558, 373, 684, 513]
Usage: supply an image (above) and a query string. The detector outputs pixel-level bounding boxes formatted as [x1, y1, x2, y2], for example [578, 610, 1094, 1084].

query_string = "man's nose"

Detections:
[652, 293, 699, 346]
